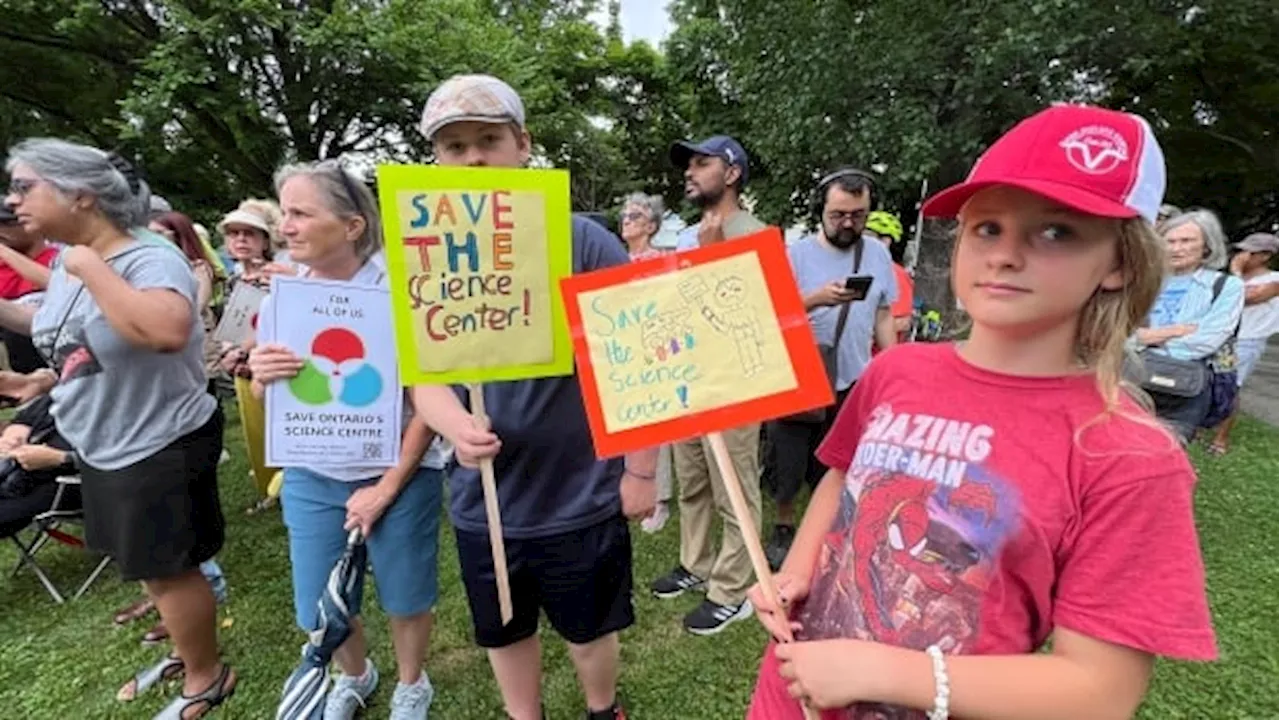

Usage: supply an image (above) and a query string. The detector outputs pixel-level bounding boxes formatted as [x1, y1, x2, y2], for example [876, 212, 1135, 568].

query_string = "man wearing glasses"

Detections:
[762, 168, 897, 569]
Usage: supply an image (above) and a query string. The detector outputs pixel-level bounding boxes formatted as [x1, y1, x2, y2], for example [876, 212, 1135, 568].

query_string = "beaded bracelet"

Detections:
[926, 644, 950, 720]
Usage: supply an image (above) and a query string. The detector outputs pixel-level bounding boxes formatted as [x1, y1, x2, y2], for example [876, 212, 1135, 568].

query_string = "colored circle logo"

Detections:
[288, 328, 382, 407]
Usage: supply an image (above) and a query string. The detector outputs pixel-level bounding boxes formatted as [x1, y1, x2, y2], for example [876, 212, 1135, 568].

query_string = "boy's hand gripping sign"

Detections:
[562, 228, 830, 720]
[378, 165, 575, 626]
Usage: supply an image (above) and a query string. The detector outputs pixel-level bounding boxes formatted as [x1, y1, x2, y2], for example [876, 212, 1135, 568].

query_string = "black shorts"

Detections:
[456, 514, 635, 648]
[766, 386, 853, 505]
[80, 407, 225, 582]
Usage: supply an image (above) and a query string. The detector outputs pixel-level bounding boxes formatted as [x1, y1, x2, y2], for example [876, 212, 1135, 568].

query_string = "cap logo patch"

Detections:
[1060, 125, 1129, 175]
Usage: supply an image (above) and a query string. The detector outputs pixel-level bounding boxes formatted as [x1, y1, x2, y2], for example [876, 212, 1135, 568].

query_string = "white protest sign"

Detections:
[212, 281, 268, 345]
[264, 275, 402, 468]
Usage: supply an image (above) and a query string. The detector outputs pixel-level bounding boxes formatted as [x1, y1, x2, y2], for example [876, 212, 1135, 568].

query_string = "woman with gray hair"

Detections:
[247, 160, 446, 720]
[1134, 208, 1245, 440]
[617, 192, 678, 533]
[619, 192, 666, 260]
[3, 138, 233, 717]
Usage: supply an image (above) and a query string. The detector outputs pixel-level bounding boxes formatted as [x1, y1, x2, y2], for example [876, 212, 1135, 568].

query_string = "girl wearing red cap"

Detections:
[746, 105, 1216, 719]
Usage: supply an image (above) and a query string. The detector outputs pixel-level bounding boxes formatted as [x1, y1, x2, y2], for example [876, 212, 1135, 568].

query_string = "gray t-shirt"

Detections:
[675, 209, 768, 250]
[448, 215, 630, 540]
[786, 236, 897, 389]
[31, 231, 218, 470]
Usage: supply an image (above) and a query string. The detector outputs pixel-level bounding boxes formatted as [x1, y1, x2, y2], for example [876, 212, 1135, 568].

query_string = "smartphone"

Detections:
[844, 275, 873, 301]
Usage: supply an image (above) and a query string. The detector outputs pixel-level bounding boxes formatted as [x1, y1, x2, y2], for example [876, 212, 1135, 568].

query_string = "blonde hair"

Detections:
[1077, 218, 1166, 413]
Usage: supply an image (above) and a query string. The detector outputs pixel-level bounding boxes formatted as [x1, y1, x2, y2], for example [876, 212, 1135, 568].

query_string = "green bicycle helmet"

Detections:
[865, 211, 903, 243]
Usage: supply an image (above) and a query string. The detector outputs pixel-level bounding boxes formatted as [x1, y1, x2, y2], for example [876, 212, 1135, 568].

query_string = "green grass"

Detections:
[0, 403, 1275, 718]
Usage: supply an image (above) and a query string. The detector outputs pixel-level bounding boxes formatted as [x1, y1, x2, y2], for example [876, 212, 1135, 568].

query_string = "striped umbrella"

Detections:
[276, 529, 366, 720]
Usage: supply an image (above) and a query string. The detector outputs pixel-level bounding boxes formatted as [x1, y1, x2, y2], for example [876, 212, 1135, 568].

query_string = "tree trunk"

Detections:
[913, 219, 969, 334]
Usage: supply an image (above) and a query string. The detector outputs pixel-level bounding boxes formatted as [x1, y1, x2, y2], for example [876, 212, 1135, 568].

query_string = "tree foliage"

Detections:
[0, 0, 1273, 252]
[663, 0, 1276, 314]
[0, 0, 665, 219]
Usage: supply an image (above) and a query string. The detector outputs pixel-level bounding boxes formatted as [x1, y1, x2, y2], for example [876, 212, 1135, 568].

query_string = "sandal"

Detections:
[1207, 441, 1229, 456]
[153, 663, 237, 720]
[141, 621, 170, 646]
[117, 653, 184, 702]
[113, 598, 157, 626]
[244, 495, 277, 516]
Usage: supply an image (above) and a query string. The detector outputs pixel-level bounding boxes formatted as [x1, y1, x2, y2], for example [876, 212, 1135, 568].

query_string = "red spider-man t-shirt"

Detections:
[749, 343, 1216, 720]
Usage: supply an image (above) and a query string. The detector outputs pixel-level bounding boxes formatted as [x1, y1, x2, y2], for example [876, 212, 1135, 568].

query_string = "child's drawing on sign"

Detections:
[640, 308, 695, 364]
[680, 275, 765, 376]
[566, 232, 809, 439]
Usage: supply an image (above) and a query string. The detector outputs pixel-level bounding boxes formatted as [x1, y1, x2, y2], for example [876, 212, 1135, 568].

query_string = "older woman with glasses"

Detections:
[619, 192, 667, 261]
[248, 161, 446, 720]
[4, 138, 233, 718]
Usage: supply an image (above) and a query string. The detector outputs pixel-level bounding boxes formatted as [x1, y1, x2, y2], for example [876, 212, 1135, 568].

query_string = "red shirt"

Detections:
[889, 263, 913, 320]
[750, 343, 1216, 719]
[0, 245, 58, 300]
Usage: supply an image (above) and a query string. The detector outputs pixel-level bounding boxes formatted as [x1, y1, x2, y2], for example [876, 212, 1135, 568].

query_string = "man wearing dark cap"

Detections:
[411, 74, 657, 720]
[1211, 231, 1279, 454]
[649, 135, 766, 636]
[0, 207, 57, 374]
[670, 135, 766, 250]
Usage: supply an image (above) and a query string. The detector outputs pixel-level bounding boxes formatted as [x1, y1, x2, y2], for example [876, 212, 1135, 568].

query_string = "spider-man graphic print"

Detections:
[797, 404, 1019, 720]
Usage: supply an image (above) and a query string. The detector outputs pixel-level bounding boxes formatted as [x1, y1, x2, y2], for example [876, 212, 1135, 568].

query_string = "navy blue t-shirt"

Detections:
[449, 215, 629, 539]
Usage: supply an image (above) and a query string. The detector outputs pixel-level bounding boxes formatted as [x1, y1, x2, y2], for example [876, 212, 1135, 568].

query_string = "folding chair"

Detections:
[7, 475, 112, 603]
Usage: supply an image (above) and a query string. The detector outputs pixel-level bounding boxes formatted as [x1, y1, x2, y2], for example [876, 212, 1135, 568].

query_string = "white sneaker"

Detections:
[389, 672, 434, 720]
[324, 659, 379, 720]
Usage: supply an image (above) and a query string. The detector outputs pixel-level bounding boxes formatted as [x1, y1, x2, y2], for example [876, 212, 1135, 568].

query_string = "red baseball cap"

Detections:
[922, 104, 1166, 223]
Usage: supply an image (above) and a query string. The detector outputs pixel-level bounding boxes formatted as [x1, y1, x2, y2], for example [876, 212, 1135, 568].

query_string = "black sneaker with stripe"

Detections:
[649, 565, 706, 599]
[682, 598, 754, 636]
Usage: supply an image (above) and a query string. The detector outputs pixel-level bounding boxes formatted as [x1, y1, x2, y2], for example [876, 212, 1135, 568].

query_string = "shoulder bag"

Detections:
[786, 240, 863, 423]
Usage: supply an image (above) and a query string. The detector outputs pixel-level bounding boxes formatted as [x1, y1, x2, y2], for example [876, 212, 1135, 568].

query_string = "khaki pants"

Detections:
[655, 444, 674, 503]
[674, 424, 761, 606]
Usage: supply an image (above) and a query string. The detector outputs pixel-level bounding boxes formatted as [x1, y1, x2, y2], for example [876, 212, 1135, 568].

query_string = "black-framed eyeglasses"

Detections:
[7, 178, 38, 198]
[621, 211, 649, 223]
[826, 210, 868, 225]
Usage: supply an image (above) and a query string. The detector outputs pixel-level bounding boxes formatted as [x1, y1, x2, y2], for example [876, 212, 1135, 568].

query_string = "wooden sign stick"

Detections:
[467, 383, 514, 625]
[706, 431, 820, 720]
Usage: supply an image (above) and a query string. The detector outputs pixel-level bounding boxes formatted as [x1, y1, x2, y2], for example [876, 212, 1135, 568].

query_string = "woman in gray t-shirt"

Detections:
[4, 139, 235, 717]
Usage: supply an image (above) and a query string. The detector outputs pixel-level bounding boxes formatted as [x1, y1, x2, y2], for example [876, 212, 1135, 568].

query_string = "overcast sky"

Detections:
[591, 0, 674, 47]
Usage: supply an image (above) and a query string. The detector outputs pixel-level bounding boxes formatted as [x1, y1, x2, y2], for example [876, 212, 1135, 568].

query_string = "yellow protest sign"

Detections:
[376, 165, 574, 383]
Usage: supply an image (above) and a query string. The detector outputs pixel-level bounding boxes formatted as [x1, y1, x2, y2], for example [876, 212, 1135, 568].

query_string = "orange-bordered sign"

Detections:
[561, 227, 834, 458]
